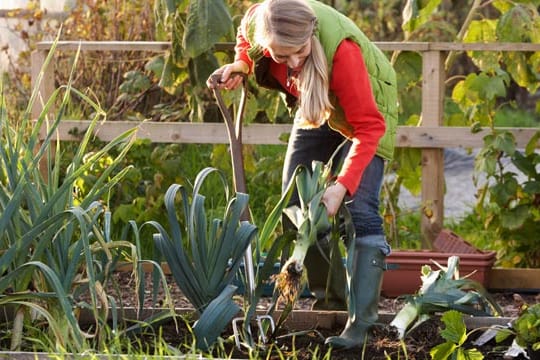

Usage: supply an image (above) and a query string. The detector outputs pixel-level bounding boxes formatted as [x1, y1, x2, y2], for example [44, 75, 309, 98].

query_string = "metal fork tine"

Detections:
[256, 314, 276, 344]
[232, 313, 276, 349]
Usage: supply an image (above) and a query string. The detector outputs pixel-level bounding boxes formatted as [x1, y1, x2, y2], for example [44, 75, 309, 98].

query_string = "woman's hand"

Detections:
[322, 182, 347, 217]
[206, 60, 249, 90]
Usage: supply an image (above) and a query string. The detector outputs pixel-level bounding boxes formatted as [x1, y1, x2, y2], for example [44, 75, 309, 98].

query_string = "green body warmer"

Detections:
[246, 0, 398, 160]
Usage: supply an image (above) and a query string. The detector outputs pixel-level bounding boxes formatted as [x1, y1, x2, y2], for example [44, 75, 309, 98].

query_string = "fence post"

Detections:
[31, 48, 55, 177]
[420, 49, 445, 248]
[31, 49, 55, 119]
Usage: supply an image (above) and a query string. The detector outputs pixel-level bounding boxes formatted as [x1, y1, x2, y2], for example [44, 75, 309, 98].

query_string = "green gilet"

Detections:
[246, 0, 398, 160]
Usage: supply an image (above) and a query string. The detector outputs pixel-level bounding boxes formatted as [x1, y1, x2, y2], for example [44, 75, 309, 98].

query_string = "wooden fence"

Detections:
[31, 41, 540, 247]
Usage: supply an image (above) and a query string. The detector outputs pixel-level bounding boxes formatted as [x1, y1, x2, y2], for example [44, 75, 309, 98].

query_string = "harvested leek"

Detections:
[390, 255, 502, 339]
[273, 161, 332, 307]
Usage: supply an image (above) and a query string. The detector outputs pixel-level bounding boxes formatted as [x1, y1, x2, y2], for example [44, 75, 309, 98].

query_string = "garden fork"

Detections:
[210, 73, 275, 348]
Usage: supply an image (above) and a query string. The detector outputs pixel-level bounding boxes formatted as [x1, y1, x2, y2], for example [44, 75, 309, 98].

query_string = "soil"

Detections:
[107, 271, 540, 360]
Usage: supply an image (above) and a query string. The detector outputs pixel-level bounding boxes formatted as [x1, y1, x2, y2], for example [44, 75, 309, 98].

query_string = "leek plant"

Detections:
[273, 161, 332, 306]
[268, 159, 354, 335]
[0, 38, 138, 352]
[390, 255, 502, 339]
[150, 167, 258, 351]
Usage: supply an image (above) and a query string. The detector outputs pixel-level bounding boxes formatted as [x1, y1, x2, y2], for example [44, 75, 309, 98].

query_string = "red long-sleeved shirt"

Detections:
[234, 7, 386, 195]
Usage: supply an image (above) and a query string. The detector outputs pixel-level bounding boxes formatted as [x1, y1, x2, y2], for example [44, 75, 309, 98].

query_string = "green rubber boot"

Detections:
[304, 235, 347, 311]
[325, 242, 386, 349]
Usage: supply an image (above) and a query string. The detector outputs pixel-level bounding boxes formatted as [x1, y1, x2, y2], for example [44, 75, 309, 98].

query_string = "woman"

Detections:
[207, 0, 398, 349]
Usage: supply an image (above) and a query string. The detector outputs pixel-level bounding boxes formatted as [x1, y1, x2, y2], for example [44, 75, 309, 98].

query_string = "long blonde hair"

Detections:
[254, 0, 333, 127]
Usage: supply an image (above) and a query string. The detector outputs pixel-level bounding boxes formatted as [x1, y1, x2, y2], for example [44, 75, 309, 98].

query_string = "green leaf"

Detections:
[152, 168, 256, 316]
[187, 51, 219, 88]
[257, 168, 296, 250]
[524, 181, 540, 194]
[144, 55, 165, 79]
[500, 204, 529, 229]
[464, 19, 497, 42]
[496, 5, 535, 42]
[393, 52, 422, 120]
[119, 71, 152, 94]
[492, 0, 512, 13]
[193, 284, 240, 351]
[468, 73, 507, 101]
[183, 0, 233, 58]
[452, 80, 467, 104]
[512, 151, 539, 178]
[462, 348, 485, 360]
[402, 0, 442, 35]
[525, 131, 540, 156]
[493, 131, 516, 155]
[503, 52, 539, 93]
[484, 75, 508, 100]
[159, 54, 189, 95]
[490, 177, 518, 206]
[23, 262, 84, 348]
[464, 20, 500, 71]
[159, 0, 186, 15]
[430, 342, 457, 360]
[401, 0, 419, 34]
[440, 310, 467, 345]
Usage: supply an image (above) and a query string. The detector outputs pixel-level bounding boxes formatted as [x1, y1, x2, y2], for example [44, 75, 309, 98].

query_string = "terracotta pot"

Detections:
[381, 249, 496, 297]
[381, 230, 496, 297]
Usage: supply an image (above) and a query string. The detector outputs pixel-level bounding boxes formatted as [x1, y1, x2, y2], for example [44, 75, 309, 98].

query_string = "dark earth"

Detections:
[110, 272, 540, 360]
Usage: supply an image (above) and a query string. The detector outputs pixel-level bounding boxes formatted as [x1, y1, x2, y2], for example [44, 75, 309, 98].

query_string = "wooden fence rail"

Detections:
[31, 41, 540, 247]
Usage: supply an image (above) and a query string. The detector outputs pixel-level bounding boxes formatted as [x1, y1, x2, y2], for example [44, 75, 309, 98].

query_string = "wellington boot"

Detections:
[304, 236, 347, 311]
[325, 242, 386, 349]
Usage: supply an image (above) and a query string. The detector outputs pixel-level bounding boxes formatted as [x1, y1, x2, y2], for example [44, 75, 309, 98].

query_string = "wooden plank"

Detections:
[41, 121, 293, 145]
[488, 268, 540, 290]
[30, 50, 55, 119]
[396, 126, 538, 148]
[42, 121, 538, 148]
[35, 41, 540, 53]
[36, 41, 171, 52]
[428, 42, 540, 52]
[420, 51, 446, 247]
[31, 49, 57, 178]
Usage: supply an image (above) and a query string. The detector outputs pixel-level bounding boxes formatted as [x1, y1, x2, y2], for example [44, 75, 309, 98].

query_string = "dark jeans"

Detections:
[282, 122, 388, 251]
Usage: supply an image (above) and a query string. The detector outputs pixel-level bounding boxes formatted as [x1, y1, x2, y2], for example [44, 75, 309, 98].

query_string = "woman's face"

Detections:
[267, 39, 311, 70]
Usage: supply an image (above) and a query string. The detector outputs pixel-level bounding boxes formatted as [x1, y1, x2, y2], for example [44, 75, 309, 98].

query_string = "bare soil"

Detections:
[110, 271, 540, 359]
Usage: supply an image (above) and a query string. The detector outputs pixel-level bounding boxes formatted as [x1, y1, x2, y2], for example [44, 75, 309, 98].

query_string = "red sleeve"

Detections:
[234, 4, 260, 73]
[330, 40, 386, 195]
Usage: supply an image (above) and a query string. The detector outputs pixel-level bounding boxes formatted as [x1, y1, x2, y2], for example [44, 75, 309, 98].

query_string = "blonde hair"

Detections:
[255, 0, 333, 127]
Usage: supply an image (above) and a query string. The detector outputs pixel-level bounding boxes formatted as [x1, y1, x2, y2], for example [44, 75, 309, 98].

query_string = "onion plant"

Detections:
[390, 255, 503, 339]
[0, 39, 138, 352]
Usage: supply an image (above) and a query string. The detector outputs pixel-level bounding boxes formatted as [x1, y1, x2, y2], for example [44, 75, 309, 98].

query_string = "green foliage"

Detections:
[109, 142, 217, 253]
[497, 303, 540, 353]
[513, 303, 540, 351]
[0, 42, 140, 352]
[183, 0, 234, 58]
[382, 0, 539, 250]
[402, 0, 443, 38]
[333, 0, 404, 41]
[153, 0, 239, 124]
[473, 130, 540, 268]
[149, 167, 258, 350]
[430, 310, 484, 360]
